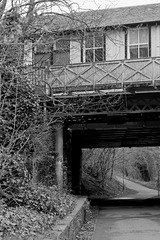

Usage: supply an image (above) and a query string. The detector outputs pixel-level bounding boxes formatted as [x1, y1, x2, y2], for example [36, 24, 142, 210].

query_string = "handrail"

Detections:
[26, 57, 160, 93]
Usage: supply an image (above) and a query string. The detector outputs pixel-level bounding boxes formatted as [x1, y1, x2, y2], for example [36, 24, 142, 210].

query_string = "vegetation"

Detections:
[82, 148, 126, 197]
[0, 189, 75, 238]
[0, 0, 78, 239]
[114, 147, 160, 186]
[1, 0, 160, 238]
[81, 147, 160, 198]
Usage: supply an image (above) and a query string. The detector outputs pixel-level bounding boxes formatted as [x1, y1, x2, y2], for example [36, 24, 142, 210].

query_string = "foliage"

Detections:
[19, 185, 75, 217]
[81, 148, 122, 197]
[24, 125, 56, 186]
[0, 186, 75, 239]
[0, 73, 40, 151]
[82, 148, 116, 188]
[31, 155, 56, 186]
[114, 147, 160, 184]
[0, 206, 56, 239]
[0, 150, 75, 238]
[0, 151, 29, 205]
[0, 2, 79, 238]
[82, 170, 123, 197]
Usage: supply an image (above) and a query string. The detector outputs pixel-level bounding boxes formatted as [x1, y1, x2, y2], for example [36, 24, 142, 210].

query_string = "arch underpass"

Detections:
[59, 90, 160, 193]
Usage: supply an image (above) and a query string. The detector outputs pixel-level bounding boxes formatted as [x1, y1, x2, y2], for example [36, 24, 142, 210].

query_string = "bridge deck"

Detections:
[66, 92, 160, 148]
[26, 58, 160, 148]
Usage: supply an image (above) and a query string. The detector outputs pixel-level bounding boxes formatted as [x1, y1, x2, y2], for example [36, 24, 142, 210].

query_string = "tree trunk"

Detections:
[0, 0, 7, 19]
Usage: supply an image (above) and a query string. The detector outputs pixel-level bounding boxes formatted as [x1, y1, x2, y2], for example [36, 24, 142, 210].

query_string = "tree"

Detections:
[82, 148, 116, 188]
[0, 0, 79, 201]
[114, 147, 160, 184]
[0, 0, 124, 198]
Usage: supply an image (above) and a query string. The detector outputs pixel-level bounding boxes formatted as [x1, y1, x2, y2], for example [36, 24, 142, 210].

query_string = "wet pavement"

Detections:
[116, 176, 158, 199]
[92, 177, 160, 240]
[93, 206, 160, 240]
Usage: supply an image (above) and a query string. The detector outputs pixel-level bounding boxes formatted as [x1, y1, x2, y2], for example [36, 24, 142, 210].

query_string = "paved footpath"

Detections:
[93, 206, 160, 240]
[93, 178, 160, 240]
[116, 176, 158, 199]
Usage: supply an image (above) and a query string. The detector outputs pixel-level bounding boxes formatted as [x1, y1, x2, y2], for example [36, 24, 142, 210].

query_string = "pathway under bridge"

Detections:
[51, 90, 160, 194]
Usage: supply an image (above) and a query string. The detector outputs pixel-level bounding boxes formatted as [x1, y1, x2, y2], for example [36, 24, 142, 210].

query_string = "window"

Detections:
[34, 38, 70, 66]
[33, 43, 52, 67]
[51, 38, 70, 66]
[84, 33, 105, 62]
[128, 28, 149, 59]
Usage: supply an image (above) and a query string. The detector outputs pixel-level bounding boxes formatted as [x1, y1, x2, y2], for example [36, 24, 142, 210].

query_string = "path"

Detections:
[116, 176, 158, 199]
[93, 178, 160, 240]
[93, 206, 160, 240]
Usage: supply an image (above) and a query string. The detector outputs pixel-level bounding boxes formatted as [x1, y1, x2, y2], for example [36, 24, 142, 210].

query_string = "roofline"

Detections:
[33, 3, 160, 36]
[99, 2, 160, 11]
[61, 21, 160, 35]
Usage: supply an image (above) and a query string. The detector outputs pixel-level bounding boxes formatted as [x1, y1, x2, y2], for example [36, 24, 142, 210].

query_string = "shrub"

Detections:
[0, 151, 29, 205]
[19, 185, 76, 218]
[0, 205, 57, 238]
[0, 184, 76, 238]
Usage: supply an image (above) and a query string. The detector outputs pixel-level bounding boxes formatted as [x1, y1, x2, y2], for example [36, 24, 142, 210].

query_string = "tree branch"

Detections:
[0, 0, 7, 19]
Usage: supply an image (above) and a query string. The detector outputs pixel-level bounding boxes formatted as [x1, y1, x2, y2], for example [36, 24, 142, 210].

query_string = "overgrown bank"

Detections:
[0, 190, 76, 239]
[81, 148, 137, 198]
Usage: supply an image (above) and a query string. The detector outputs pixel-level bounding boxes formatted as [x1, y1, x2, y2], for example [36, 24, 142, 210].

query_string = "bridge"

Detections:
[28, 57, 160, 193]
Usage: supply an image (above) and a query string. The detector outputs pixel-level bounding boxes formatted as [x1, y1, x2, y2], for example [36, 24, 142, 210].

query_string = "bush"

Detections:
[0, 73, 40, 151]
[19, 185, 76, 218]
[0, 185, 76, 238]
[0, 151, 29, 205]
[32, 155, 56, 186]
[0, 205, 57, 238]
[0, 151, 75, 216]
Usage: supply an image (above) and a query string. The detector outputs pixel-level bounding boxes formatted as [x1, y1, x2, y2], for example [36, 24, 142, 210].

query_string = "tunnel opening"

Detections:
[80, 146, 160, 202]
[69, 126, 160, 205]
[65, 91, 160, 205]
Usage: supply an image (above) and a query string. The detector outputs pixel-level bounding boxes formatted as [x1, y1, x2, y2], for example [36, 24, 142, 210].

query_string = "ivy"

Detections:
[0, 186, 76, 239]
[0, 206, 57, 238]
[0, 71, 41, 151]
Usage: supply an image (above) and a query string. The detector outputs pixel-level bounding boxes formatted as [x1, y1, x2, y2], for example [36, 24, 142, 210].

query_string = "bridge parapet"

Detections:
[27, 57, 160, 94]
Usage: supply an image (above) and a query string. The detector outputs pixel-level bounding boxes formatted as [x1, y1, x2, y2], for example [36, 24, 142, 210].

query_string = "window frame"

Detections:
[127, 27, 150, 59]
[50, 38, 70, 66]
[84, 32, 105, 63]
[33, 37, 71, 66]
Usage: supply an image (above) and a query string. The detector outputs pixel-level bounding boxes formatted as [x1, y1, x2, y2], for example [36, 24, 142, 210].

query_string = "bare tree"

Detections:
[0, 0, 80, 200]
[82, 148, 116, 189]
[0, 0, 123, 198]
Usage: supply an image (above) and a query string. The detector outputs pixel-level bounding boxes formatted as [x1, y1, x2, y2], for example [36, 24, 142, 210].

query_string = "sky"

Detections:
[72, 0, 160, 10]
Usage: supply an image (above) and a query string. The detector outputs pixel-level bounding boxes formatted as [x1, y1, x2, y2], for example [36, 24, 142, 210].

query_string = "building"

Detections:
[27, 3, 160, 95]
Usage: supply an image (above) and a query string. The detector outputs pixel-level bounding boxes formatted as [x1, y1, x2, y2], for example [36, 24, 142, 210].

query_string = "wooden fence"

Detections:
[26, 57, 160, 94]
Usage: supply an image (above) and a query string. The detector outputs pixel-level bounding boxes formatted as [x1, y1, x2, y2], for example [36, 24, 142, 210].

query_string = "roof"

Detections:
[89, 3, 160, 27]
[35, 3, 160, 33]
